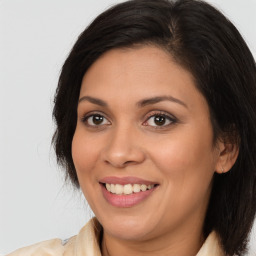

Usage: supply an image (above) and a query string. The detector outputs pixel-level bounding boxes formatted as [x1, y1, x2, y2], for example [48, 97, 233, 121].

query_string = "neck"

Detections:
[101, 226, 205, 256]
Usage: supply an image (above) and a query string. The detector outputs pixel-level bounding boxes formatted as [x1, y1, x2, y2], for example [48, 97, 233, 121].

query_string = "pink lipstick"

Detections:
[99, 176, 159, 208]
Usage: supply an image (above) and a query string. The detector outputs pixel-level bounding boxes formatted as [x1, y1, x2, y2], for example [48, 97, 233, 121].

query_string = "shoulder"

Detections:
[6, 236, 76, 256]
[6, 218, 102, 256]
[196, 231, 225, 256]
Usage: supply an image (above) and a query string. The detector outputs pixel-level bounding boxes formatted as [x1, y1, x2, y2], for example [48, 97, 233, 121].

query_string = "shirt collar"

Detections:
[75, 218, 225, 256]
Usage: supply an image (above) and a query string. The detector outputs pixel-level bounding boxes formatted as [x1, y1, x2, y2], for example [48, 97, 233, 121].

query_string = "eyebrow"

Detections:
[78, 96, 107, 107]
[137, 96, 188, 108]
[78, 95, 187, 108]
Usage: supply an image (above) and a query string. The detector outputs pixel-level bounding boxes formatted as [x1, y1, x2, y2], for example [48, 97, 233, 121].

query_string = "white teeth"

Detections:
[141, 184, 147, 192]
[133, 184, 141, 193]
[106, 183, 111, 191]
[147, 185, 153, 189]
[124, 184, 133, 195]
[115, 184, 123, 195]
[105, 183, 155, 195]
[110, 184, 116, 193]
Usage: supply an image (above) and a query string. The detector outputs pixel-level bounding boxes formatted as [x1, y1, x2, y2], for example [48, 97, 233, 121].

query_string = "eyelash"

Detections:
[81, 111, 177, 129]
[143, 111, 177, 129]
[81, 112, 110, 128]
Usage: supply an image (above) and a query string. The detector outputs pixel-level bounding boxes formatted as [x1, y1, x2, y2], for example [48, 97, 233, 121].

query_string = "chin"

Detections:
[99, 213, 157, 241]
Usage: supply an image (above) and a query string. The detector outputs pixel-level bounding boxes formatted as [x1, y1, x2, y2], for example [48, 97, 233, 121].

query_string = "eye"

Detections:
[82, 113, 110, 127]
[143, 112, 176, 128]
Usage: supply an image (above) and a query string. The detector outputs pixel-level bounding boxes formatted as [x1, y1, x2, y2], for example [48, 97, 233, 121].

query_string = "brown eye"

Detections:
[92, 115, 104, 125]
[84, 114, 110, 126]
[154, 115, 166, 126]
[145, 113, 176, 128]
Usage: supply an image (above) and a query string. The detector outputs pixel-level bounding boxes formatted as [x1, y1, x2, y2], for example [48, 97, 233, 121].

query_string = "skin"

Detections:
[72, 46, 236, 256]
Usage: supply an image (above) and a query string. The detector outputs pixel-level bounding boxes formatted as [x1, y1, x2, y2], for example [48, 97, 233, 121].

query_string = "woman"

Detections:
[8, 0, 256, 255]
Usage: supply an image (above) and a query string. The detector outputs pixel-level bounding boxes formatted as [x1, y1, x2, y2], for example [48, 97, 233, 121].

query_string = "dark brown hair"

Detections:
[52, 0, 256, 255]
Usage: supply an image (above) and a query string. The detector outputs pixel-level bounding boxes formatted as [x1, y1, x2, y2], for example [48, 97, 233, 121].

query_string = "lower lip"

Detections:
[101, 184, 157, 208]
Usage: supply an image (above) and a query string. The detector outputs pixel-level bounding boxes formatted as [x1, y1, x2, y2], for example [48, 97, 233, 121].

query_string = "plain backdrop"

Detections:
[1, 0, 256, 255]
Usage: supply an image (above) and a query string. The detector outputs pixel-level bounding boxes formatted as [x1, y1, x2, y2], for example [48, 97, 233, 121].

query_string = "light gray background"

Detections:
[1, 0, 256, 255]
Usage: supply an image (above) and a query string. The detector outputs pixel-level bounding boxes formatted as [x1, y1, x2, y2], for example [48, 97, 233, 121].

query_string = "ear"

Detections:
[215, 140, 239, 174]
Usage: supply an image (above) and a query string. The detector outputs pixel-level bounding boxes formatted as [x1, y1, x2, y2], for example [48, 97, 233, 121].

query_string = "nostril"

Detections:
[124, 160, 136, 166]
[104, 159, 137, 168]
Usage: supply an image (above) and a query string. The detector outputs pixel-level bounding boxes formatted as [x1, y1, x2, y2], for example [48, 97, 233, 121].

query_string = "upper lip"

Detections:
[99, 176, 158, 185]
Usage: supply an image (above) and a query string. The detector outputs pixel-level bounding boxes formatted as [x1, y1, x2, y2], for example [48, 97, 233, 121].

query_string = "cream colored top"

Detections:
[7, 218, 225, 256]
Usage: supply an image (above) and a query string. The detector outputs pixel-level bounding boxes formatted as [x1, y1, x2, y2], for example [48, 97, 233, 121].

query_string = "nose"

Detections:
[101, 126, 146, 168]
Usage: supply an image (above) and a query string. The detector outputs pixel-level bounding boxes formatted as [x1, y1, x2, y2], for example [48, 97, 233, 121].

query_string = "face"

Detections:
[72, 46, 222, 242]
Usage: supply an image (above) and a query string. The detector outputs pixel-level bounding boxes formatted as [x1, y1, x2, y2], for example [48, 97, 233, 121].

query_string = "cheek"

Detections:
[71, 129, 99, 180]
[149, 133, 216, 220]
[71, 129, 102, 209]
[148, 127, 217, 191]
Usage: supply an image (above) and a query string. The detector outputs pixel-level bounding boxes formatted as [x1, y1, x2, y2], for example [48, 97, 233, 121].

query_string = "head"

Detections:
[52, 0, 256, 255]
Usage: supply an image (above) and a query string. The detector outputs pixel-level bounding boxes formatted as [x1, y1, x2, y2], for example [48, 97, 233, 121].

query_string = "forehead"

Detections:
[80, 46, 206, 110]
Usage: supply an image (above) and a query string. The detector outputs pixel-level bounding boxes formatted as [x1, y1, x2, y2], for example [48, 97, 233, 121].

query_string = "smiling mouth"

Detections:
[102, 183, 158, 195]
